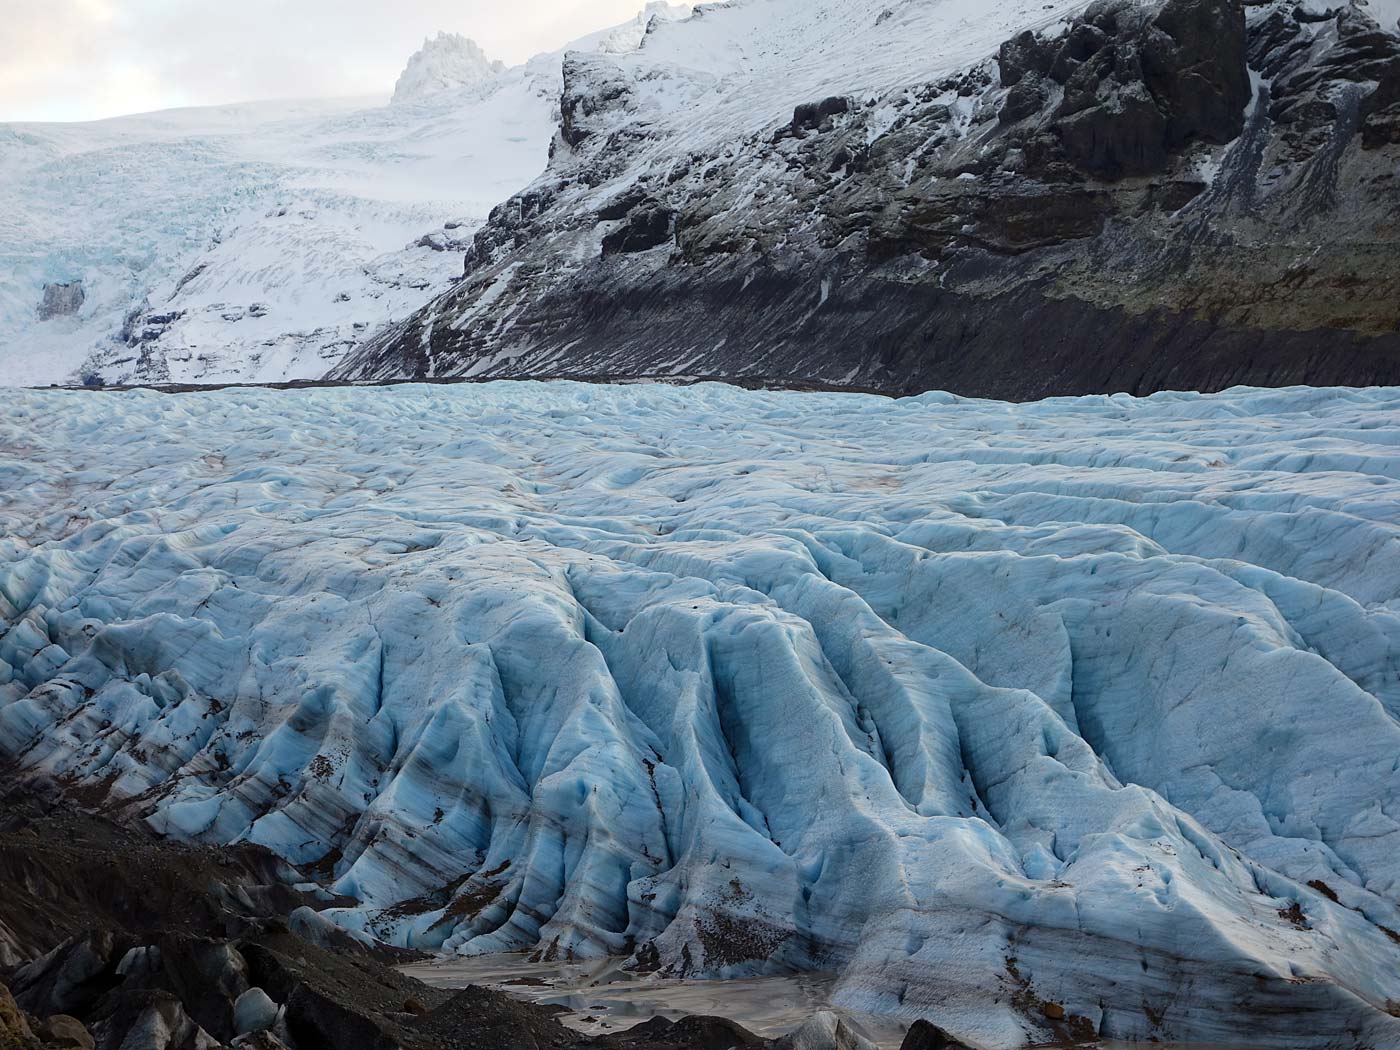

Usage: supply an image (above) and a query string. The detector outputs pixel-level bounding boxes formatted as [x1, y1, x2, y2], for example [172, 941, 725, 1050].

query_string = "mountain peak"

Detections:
[392, 32, 505, 104]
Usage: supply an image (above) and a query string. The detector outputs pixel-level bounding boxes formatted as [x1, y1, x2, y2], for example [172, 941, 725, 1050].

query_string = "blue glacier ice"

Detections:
[2, 381, 1399, 1047]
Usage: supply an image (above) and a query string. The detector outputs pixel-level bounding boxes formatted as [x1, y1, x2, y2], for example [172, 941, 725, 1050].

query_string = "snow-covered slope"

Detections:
[0, 79, 552, 388]
[0, 7, 688, 389]
[3, 381, 1400, 1047]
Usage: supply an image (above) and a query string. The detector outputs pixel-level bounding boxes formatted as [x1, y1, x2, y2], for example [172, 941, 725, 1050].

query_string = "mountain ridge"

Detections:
[332, 0, 1400, 399]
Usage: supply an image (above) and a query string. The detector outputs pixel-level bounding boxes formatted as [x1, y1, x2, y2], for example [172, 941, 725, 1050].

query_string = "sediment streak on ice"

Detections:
[2, 382, 1399, 1047]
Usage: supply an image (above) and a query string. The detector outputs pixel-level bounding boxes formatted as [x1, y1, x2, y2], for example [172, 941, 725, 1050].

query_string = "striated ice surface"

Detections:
[2, 381, 1400, 1047]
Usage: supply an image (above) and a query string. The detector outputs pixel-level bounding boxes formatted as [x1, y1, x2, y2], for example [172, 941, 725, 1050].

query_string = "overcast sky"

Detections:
[0, 0, 650, 123]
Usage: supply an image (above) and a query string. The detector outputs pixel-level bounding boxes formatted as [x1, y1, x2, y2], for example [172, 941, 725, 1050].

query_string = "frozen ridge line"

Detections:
[1, 382, 1400, 1047]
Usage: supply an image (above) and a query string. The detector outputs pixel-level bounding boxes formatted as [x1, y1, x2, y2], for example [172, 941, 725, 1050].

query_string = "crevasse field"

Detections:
[3, 382, 1400, 1047]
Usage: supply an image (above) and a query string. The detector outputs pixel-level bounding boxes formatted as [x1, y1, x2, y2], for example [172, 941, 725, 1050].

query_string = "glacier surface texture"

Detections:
[2, 382, 1400, 1047]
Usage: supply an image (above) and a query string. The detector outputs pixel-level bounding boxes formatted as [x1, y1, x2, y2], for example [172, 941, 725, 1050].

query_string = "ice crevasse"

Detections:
[1, 381, 1399, 1048]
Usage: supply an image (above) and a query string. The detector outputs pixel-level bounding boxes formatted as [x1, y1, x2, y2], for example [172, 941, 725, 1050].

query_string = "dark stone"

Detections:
[1295, 3, 1344, 22]
[898, 1019, 974, 1050]
[597, 189, 650, 222]
[242, 943, 400, 1050]
[902, 181, 1115, 255]
[10, 934, 122, 1019]
[597, 1015, 765, 1049]
[998, 30, 1053, 86]
[602, 207, 676, 255]
[1001, 71, 1050, 124]
[1055, 80, 1170, 175]
[1084, 0, 1153, 37]
[1247, 9, 1309, 78]
[1050, 23, 1111, 82]
[561, 56, 633, 148]
[1141, 0, 1250, 146]
[33, 1015, 93, 1050]
[793, 96, 851, 131]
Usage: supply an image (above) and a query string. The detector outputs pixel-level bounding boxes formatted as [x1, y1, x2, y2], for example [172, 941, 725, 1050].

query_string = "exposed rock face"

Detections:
[993, 0, 1250, 176]
[35, 283, 84, 322]
[333, 0, 1400, 399]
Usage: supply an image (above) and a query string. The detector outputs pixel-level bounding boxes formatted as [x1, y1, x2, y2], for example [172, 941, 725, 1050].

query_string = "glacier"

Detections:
[0, 5, 696, 390]
[0, 86, 553, 388]
[2, 381, 1400, 1047]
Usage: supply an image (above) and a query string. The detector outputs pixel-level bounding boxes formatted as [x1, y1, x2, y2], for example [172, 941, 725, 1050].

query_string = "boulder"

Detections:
[793, 96, 851, 131]
[0, 983, 38, 1050]
[32, 1016, 93, 1050]
[1084, 0, 1153, 37]
[1001, 71, 1050, 124]
[602, 207, 677, 255]
[232, 989, 278, 1037]
[781, 1011, 878, 1050]
[1056, 79, 1170, 175]
[1050, 23, 1111, 82]
[998, 30, 1053, 86]
[10, 934, 121, 1018]
[898, 1019, 976, 1050]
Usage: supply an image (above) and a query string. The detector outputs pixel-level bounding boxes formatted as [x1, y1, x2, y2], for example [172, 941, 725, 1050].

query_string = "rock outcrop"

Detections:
[333, 0, 1400, 399]
[35, 284, 84, 323]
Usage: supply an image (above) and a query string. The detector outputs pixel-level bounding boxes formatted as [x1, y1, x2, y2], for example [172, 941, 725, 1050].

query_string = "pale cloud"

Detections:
[0, 0, 648, 122]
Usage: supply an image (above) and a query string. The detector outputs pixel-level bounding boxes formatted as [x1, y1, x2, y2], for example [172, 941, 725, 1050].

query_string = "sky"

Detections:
[0, 0, 651, 123]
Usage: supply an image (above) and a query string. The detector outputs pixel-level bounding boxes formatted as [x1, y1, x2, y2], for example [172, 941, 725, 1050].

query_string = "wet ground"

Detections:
[400, 954, 1272, 1050]
[400, 953, 905, 1046]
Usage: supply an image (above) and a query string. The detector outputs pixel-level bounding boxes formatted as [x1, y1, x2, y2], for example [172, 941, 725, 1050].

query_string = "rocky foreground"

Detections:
[335, 0, 1400, 397]
[0, 776, 967, 1050]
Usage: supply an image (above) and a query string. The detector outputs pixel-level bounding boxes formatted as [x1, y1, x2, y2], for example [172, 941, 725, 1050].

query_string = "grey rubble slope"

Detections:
[332, 0, 1400, 398]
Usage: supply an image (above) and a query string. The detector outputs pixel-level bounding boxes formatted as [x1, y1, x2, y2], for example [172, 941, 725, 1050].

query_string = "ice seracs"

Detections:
[2, 381, 1399, 1047]
[0, 4, 694, 389]
[392, 33, 506, 105]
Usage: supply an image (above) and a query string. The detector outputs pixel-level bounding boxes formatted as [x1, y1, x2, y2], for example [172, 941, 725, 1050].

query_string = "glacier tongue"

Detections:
[2, 381, 1400, 1046]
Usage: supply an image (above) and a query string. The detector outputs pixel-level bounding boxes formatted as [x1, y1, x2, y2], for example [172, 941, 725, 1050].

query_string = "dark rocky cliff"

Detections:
[332, 0, 1400, 398]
